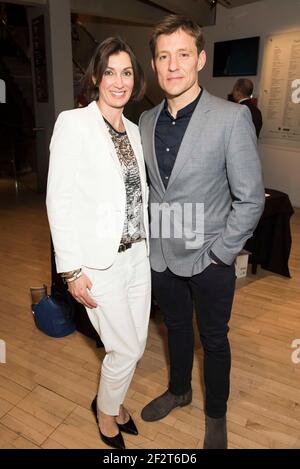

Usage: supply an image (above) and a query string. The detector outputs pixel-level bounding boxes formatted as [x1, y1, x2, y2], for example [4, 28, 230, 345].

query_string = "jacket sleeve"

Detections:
[210, 105, 265, 265]
[46, 111, 82, 273]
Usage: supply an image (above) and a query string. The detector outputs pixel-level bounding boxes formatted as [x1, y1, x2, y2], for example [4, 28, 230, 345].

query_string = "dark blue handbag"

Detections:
[32, 293, 76, 338]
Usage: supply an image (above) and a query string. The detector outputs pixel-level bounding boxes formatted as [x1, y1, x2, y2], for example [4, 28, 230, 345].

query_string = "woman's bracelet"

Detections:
[61, 268, 82, 282]
[66, 270, 83, 283]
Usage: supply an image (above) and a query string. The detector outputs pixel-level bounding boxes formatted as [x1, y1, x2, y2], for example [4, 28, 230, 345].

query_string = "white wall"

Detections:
[201, 0, 300, 207]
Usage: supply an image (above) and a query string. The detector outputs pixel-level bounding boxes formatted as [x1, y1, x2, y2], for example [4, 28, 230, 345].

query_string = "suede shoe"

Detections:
[203, 415, 227, 449]
[141, 389, 192, 422]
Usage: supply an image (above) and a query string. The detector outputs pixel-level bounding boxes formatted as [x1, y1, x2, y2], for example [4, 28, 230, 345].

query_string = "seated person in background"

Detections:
[232, 78, 263, 138]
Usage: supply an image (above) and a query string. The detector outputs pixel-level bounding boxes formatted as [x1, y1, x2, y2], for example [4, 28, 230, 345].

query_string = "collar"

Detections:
[163, 87, 203, 119]
[239, 97, 251, 103]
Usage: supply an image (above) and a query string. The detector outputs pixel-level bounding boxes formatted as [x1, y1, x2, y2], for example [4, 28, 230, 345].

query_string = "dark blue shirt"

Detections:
[155, 89, 202, 188]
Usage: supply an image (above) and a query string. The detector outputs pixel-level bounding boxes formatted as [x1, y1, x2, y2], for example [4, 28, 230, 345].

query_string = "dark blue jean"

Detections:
[152, 263, 236, 418]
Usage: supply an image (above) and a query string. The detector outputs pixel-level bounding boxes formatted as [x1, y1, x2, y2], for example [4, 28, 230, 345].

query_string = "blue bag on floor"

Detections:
[32, 293, 76, 338]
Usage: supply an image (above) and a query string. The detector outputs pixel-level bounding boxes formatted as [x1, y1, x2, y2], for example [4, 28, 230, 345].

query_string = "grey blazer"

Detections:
[139, 89, 265, 276]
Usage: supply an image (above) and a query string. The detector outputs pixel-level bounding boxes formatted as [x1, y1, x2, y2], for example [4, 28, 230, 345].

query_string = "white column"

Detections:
[28, 0, 74, 191]
[47, 0, 74, 118]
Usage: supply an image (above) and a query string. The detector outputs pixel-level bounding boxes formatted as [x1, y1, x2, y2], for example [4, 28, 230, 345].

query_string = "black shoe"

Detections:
[92, 396, 138, 435]
[203, 415, 227, 449]
[91, 396, 125, 450]
[99, 428, 125, 450]
[117, 415, 138, 435]
[141, 389, 192, 422]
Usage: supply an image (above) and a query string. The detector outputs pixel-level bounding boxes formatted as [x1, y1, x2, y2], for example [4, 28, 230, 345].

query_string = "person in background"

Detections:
[232, 78, 263, 138]
[139, 15, 265, 449]
[46, 37, 151, 450]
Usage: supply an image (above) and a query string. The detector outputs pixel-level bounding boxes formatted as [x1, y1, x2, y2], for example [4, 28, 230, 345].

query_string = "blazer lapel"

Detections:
[88, 101, 124, 182]
[167, 89, 212, 191]
[145, 102, 166, 197]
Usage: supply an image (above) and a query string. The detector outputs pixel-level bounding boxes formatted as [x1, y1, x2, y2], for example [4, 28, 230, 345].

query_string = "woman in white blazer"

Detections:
[46, 37, 151, 450]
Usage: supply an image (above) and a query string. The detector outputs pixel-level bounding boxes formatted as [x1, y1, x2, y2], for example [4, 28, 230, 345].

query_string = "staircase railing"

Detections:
[72, 19, 99, 71]
[0, 17, 30, 63]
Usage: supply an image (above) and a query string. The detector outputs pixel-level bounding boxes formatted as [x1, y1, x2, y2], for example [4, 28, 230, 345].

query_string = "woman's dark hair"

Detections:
[81, 36, 145, 104]
[150, 14, 205, 59]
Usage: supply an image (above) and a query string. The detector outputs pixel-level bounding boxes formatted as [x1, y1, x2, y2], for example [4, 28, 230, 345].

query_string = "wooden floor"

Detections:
[0, 178, 300, 450]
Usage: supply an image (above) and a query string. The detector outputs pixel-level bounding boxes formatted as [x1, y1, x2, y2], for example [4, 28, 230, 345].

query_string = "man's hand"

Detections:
[67, 272, 97, 309]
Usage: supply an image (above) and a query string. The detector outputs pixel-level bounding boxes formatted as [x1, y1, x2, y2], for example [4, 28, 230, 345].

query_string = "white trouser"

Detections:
[83, 240, 151, 415]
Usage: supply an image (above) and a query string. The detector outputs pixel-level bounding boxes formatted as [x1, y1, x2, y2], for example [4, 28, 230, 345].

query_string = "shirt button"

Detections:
[172, 121, 176, 125]
[165, 176, 169, 180]
[166, 148, 170, 152]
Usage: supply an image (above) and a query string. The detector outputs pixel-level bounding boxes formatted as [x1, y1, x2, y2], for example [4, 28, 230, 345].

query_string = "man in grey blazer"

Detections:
[139, 15, 265, 448]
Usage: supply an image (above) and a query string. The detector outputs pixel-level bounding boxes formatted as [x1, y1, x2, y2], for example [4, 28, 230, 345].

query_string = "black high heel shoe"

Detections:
[92, 396, 139, 435]
[92, 396, 138, 435]
[117, 411, 138, 435]
[91, 397, 125, 450]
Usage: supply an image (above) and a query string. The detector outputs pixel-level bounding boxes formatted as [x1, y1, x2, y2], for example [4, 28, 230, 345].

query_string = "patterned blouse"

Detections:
[104, 118, 145, 244]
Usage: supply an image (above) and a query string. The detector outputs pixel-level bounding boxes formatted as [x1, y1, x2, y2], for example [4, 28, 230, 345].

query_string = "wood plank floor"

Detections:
[0, 179, 300, 449]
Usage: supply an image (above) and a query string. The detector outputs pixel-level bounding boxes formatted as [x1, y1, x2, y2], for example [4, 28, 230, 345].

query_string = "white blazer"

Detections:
[46, 101, 149, 273]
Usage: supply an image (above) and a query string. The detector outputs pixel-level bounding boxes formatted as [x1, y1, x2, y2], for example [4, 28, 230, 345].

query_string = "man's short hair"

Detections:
[233, 78, 254, 98]
[149, 14, 205, 59]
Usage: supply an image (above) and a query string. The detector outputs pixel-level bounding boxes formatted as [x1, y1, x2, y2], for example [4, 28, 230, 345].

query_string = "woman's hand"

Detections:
[68, 272, 97, 309]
